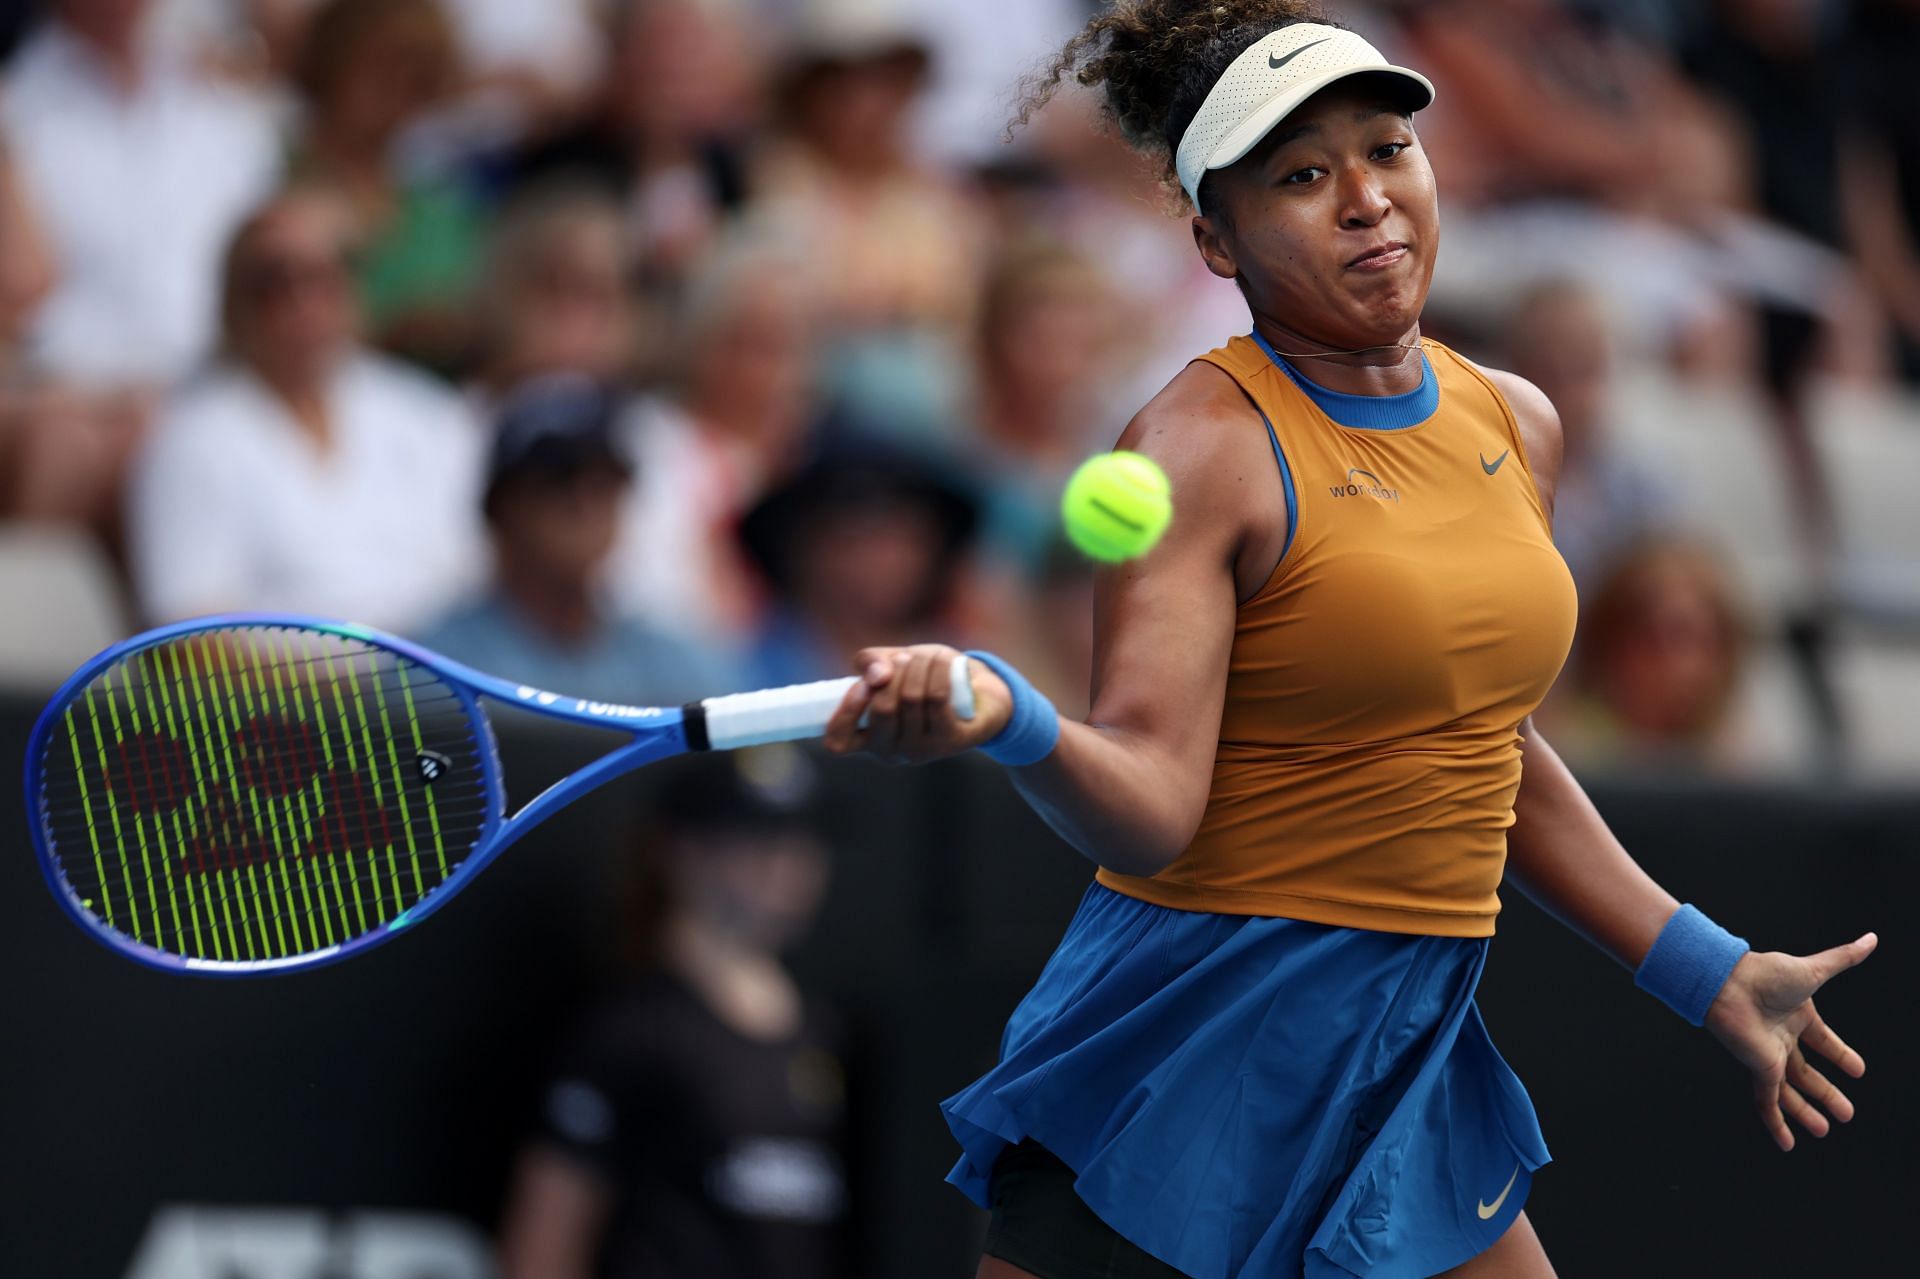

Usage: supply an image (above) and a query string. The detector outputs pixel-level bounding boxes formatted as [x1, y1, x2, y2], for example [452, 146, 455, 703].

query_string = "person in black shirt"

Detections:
[498, 745, 848, 1279]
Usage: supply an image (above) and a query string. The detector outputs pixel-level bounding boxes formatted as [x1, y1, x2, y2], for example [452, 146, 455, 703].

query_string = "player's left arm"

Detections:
[1483, 365, 1878, 1152]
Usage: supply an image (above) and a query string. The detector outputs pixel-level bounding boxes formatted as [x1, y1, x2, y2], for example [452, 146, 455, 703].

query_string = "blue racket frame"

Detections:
[26, 612, 700, 977]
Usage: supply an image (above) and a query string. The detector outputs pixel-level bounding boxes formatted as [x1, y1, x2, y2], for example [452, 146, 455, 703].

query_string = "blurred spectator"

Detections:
[1500, 281, 1676, 593]
[1, 129, 144, 540]
[140, 0, 287, 83]
[1684, 0, 1843, 248]
[0, 3, 37, 63]
[737, 439, 979, 687]
[126, 189, 483, 629]
[0, 0, 282, 386]
[1553, 0, 1708, 48]
[498, 746, 849, 1279]
[0, 137, 54, 346]
[470, 182, 638, 397]
[216, 0, 605, 143]
[1542, 538, 1794, 775]
[0, 371, 149, 536]
[1682, 0, 1890, 391]
[417, 376, 735, 705]
[1840, 0, 1920, 384]
[609, 238, 826, 642]
[1405, 0, 1863, 381]
[292, 0, 484, 371]
[902, 0, 1082, 171]
[1405, 0, 1742, 223]
[966, 239, 1123, 572]
[510, 0, 765, 294]
[428, 0, 604, 140]
[751, 0, 984, 441]
[1011, 85, 1247, 412]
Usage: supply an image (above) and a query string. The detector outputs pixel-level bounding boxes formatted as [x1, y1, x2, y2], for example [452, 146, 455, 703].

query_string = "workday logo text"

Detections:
[1329, 468, 1400, 503]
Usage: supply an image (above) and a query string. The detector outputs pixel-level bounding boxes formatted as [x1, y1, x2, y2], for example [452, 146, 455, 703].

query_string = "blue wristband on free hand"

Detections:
[965, 650, 1060, 767]
[1634, 904, 1750, 1026]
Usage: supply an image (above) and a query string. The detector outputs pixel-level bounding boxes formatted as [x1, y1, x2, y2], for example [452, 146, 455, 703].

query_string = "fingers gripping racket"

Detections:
[25, 613, 973, 976]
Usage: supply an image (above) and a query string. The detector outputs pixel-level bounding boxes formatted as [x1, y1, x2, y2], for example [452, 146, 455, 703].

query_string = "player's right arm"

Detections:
[825, 364, 1278, 878]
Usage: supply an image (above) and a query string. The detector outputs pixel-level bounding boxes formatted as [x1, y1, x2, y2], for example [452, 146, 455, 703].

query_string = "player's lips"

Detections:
[1346, 241, 1408, 270]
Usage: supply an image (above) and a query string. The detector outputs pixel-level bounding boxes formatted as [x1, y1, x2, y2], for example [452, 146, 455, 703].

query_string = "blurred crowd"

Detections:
[3, 0, 1920, 780]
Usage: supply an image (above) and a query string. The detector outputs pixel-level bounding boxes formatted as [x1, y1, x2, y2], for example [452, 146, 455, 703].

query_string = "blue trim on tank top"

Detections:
[1251, 328, 1440, 431]
[1254, 404, 1297, 566]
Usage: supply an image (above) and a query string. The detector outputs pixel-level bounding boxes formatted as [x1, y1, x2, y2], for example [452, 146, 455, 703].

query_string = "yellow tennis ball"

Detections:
[1061, 451, 1173, 563]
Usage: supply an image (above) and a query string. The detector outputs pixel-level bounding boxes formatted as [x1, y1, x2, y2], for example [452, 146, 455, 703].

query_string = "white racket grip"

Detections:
[698, 653, 974, 751]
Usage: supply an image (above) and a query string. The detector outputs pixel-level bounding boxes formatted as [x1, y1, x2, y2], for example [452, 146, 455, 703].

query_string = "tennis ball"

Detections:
[1061, 451, 1173, 562]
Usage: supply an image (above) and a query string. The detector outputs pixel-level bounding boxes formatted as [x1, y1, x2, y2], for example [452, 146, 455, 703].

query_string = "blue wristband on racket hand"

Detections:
[1634, 904, 1750, 1026]
[965, 651, 1059, 767]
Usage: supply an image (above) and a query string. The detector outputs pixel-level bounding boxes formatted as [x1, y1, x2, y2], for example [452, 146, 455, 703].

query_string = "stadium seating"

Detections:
[0, 523, 128, 693]
[1609, 371, 1817, 624]
[1829, 634, 1920, 776]
[1808, 379, 1920, 620]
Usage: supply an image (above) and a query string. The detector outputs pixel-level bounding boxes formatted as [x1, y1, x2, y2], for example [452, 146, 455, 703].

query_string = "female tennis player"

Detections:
[823, 5, 1876, 1277]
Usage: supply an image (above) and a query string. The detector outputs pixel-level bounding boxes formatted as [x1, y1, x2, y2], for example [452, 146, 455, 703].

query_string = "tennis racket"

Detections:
[25, 612, 973, 977]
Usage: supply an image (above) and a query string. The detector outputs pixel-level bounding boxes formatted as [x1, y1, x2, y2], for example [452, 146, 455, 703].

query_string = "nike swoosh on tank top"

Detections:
[1097, 336, 1579, 936]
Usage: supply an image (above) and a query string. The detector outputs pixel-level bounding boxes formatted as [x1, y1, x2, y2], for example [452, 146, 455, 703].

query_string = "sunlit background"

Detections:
[0, 1, 1912, 1276]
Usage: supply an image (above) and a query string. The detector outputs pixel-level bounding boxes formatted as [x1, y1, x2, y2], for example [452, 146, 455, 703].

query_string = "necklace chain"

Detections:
[1262, 338, 1424, 361]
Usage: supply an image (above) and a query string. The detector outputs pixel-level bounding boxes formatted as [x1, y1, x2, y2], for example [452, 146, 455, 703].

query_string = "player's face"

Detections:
[1196, 83, 1438, 349]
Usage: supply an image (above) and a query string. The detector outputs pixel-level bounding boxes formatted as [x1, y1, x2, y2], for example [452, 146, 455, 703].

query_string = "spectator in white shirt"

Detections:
[127, 189, 484, 630]
[0, 0, 282, 388]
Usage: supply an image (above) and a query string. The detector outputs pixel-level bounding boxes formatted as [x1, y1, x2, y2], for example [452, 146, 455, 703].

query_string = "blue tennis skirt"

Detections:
[940, 883, 1552, 1279]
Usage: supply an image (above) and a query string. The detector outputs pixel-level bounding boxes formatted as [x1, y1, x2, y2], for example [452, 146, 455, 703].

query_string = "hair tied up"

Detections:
[1010, 1, 1334, 208]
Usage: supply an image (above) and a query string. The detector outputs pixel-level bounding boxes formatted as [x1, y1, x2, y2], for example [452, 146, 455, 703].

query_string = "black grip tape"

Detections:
[681, 701, 711, 751]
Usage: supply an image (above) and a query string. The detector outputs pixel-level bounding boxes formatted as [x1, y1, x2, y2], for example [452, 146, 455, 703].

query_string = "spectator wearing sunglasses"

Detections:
[126, 188, 484, 631]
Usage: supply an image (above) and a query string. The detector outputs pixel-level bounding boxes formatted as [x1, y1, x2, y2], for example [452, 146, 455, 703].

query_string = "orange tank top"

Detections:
[1096, 334, 1578, 937]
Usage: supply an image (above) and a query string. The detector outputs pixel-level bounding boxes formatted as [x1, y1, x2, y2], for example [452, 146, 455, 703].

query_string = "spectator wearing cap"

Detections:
[417, 375, 736, 706]
[498, 745, 850, 1279]
[127, 189, 484, 630]
[736, 438, 979, 688]
[0, 0, 283, 388]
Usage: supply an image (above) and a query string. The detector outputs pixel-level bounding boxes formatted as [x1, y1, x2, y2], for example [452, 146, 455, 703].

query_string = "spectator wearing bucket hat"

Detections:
[417, 373, 737, 705]
[737, 435, 980, 688]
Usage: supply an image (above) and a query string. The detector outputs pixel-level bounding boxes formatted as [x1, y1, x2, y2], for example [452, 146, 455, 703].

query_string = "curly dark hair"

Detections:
[1015, 1, 1337, 211]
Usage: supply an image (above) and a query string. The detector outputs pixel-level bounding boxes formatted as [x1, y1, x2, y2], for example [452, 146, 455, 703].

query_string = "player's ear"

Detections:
[1192, 211, 1238, 282]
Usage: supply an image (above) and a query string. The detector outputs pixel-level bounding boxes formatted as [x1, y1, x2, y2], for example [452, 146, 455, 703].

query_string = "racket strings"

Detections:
[38, 625, 491, 963]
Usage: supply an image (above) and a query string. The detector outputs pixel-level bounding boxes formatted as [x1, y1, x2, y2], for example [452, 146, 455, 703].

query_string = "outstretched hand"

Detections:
[822, 645, 1013, 764]
[1704, 932, 1877, 1151]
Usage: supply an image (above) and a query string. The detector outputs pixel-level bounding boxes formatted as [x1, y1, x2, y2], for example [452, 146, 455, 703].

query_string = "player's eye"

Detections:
[1284, 166, 1325, 186]
[1372, 141, 1409, 162]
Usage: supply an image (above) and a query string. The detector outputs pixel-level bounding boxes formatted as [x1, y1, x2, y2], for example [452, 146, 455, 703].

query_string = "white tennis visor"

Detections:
[1175, 23, 1435, 211]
